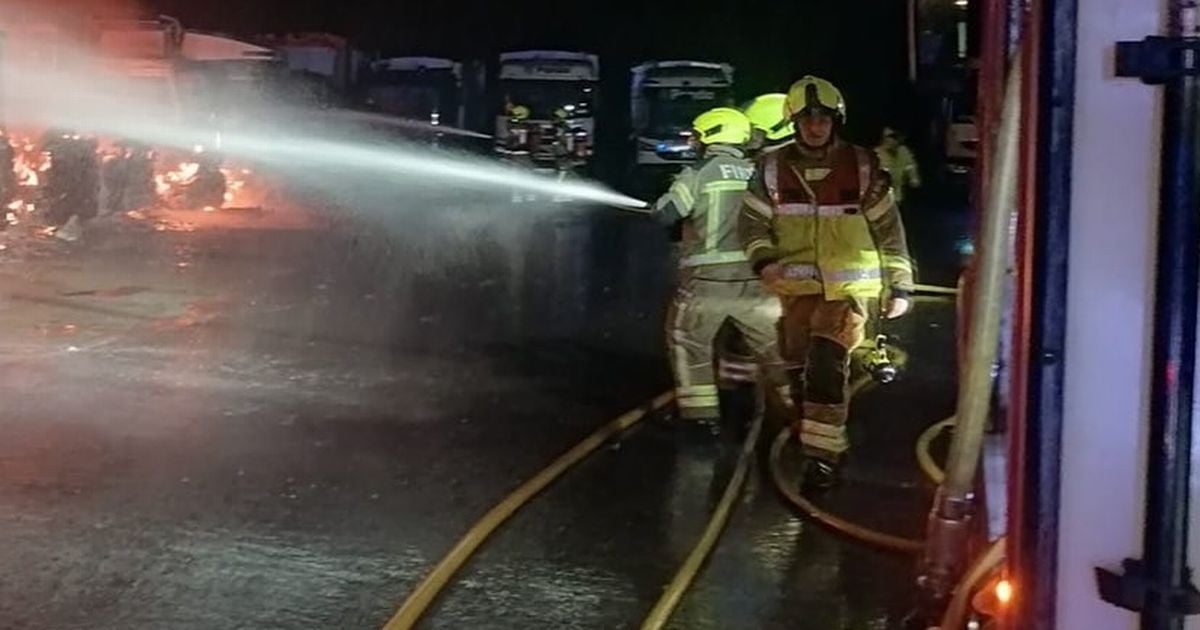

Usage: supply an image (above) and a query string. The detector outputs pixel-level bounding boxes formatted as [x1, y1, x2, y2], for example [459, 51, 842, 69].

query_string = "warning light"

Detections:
[996, 579, 1013, 605]
[972, 576, 1014, 617]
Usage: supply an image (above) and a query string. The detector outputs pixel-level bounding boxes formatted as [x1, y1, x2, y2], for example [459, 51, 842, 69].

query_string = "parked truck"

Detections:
[365, 57, 464, 130]
[494, 50, 598, 172]
[630, 60, 734, 166]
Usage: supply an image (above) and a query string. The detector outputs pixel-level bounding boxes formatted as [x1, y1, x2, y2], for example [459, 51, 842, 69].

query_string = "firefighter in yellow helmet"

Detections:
[743, 93, 794, 156]
[738, 76, 915, 489]
[876, 126, 922, 207]
[652, 107, 790, 433]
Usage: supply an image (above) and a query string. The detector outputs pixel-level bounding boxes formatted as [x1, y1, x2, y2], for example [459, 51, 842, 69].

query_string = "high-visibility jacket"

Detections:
[738, 139, 915, 299]
[652, 144, 757, 281]
[875, 144, 921, 205]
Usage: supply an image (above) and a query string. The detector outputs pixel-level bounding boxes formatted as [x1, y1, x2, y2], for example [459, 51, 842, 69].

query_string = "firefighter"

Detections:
[653, 107, 789, 433]
[743, 93, 794, 156]
[876, 126, 922, 208]
[738, 76, 915, 489]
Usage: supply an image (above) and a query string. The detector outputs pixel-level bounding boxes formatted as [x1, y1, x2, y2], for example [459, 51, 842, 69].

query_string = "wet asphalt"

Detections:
[0, 187, 960, 629]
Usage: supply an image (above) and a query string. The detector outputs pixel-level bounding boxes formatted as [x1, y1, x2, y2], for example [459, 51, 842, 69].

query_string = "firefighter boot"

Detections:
[717, 383, 756, 444]
[801, 456, 842, 494]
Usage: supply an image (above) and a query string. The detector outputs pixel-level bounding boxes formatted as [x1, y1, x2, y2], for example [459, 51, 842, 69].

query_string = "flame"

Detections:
[155, 161, 201, 197]
[11, 134, 49, 190]
[220, 166, 257, 208]
[4, 133, 48, 221]
[154, 158, 260, 211]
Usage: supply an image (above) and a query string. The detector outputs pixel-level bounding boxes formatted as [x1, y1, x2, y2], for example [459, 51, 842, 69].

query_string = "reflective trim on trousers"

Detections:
[677, 384, 718, 398]
[718, 359, 758, 383]
[677, 385, 719, 410]
[679, 395, 720, 410]
[799, 419, 849, 454]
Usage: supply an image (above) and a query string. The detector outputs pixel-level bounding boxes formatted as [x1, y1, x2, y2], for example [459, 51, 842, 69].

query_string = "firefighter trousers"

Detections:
[779, 294, 869, 462]
[666, 276, 788, 421]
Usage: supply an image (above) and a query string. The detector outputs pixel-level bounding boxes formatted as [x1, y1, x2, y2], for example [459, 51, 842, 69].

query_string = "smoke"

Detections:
[0, 0, 144, 30]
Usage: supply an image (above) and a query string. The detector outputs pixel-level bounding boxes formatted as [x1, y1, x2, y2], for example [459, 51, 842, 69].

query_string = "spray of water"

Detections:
[0, 43, 648, 211]
[323, 109, 494, 140]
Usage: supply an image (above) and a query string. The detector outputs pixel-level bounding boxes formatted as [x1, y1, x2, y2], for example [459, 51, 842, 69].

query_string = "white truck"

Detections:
[630, 61, 734, 166]
[495, 50, 598, 169]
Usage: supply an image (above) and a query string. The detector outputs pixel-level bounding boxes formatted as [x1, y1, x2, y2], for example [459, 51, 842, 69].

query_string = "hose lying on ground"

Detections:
[768, 428, 925, 554]
[382, 391, 675, 630]
[640, 398, 767, 630]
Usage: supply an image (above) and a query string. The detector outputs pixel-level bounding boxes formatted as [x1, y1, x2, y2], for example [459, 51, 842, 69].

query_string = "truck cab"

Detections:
[365, 57, 465, 135]
[495, 50, 598, 169]
[630, 61, 734, 166]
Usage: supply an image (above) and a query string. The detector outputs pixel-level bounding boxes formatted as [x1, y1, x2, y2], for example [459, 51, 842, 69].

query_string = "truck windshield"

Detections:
[645, 86, 732, 137]
[366, 71, 457, 120]
[502, 79, 595, 119]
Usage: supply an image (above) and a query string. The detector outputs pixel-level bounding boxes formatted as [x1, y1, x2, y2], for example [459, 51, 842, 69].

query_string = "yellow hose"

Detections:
[916, 419, 955, 484]
[764, 369, 926, 554]
[639, 397, 767, 630]
[769, 428, 924, 554]
[385, 331, 961, 628]
[913, 283, 961, 296]
[381, 391, 675, 630]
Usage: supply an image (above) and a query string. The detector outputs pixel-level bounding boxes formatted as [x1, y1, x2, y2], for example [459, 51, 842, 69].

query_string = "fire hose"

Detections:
[916, 59, 1023, 623]
[766, 370, 925, 554]
[639, 392, 766, 630]
[382, 392, 675, 630]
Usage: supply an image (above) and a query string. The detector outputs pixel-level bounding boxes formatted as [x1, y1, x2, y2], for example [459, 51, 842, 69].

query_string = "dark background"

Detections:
[148, 0, 916, 144]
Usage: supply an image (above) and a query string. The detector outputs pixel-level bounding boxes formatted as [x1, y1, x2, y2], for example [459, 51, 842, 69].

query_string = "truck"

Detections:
[630, 61, 734, 166]
[494, 50, 598, 171]
[257, 32, 366, 105]
[364, 57, 465, 131]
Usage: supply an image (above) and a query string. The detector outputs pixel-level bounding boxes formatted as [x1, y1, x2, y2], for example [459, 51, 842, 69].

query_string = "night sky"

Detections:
[148, 0, 914, 140]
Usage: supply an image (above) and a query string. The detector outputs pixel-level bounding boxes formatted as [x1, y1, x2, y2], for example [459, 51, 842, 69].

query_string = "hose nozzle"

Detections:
[865, 334, 898, 384]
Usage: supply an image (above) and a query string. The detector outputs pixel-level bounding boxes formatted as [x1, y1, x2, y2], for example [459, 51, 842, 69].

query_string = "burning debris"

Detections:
[0, 131, 266, 238]
[40, 131, 100, 228]
[101, 140, 155, 215]
[5, 133, 50, 222]
[154, 147, 226, 211]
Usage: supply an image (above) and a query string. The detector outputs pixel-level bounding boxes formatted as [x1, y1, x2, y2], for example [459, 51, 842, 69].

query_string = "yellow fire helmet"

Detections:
[509, 104, 531, 121]
[784, 76, 847, 122]
[743, 93, 794, 141]
[691, 107, 752, 146]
